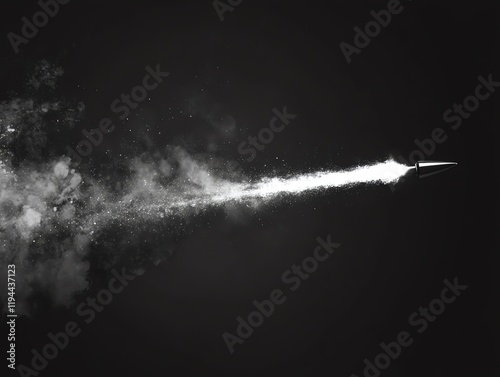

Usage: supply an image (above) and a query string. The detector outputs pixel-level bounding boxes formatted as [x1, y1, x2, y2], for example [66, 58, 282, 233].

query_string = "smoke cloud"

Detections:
[0, 62, 408, 317]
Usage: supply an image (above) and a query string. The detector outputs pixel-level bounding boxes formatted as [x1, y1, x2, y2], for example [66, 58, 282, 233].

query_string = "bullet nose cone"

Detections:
[415, 161, 458, 178]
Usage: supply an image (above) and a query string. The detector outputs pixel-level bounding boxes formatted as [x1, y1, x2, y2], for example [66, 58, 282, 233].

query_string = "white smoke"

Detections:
[0, 61, 411, 317]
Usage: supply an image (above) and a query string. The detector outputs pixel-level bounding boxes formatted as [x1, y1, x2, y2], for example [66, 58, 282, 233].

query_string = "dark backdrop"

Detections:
[1, 1, 498, 376]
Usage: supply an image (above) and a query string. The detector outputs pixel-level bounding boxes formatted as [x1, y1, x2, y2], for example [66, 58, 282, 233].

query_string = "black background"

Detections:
[1, 0, 498, 376]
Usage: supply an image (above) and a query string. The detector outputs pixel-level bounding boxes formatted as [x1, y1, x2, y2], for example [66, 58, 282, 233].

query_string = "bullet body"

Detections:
[412, 161, 458, 178]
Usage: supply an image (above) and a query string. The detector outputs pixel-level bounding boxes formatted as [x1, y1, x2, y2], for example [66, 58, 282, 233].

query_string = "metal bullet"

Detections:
[411, 160, 458, 178]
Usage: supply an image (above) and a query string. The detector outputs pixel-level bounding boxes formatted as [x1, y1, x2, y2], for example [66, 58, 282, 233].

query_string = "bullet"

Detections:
[411, 161, 458, 178]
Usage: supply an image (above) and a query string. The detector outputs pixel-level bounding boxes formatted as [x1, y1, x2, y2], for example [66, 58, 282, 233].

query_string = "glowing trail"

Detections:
[1, 158, 410, 232]
[127, 159, 411, 219]
[0, 155, 411, 315]
[212, 159, 410, 201]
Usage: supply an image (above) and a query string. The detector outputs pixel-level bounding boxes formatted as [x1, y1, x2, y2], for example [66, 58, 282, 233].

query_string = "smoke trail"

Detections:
[1, 153, 408, 317]
[0, 61, 410, 316]
[108, 158, 410, 219]
[213, 159, 409, 200]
